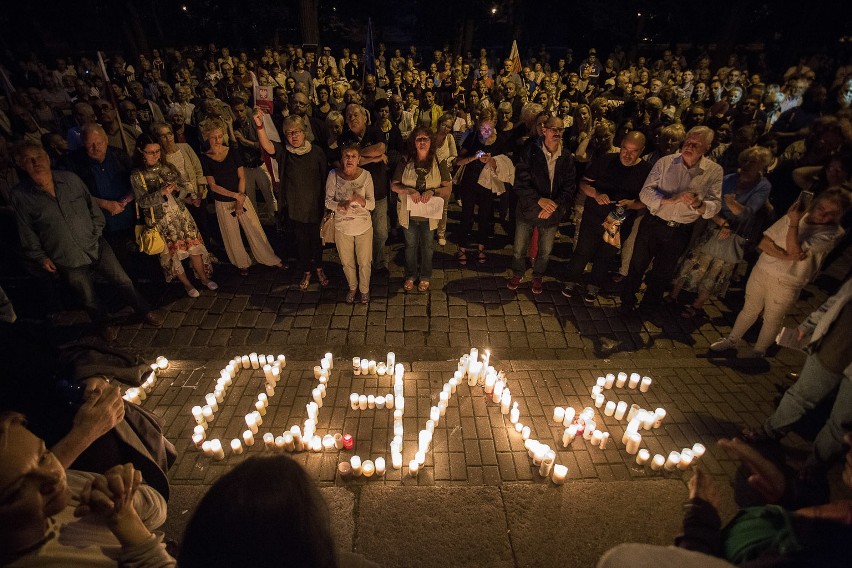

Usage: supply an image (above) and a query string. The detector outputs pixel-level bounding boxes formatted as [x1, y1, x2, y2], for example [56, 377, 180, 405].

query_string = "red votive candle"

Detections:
[342, 433, 354, 450]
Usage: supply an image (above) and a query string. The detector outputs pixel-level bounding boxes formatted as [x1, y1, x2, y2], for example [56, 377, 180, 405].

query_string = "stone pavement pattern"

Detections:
[6, 224, 844, 566]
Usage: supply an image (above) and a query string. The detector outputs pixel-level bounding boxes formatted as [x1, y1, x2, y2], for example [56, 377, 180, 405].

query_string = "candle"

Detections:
[539, 450, 556, 477]
[350, 393, 359, 410]
[521, 426, 531, 440]
[192, 432, 205, 448]
[290, 426, 302, 450]
[201, 440, 213, 456]
[640, 410, 656, 430]
[350, 455, 362, 476]
[484, 374, 496, 394]
[377, 362, 387, 376]
[415, 450, 426, 466]
[324, 353, 333, 369]
[627, 404, 640, 421]
[469, 348, 479, 366]
[678, 449, 694, 470]
[625, 432, 641, 455]
[322, 435, 335, 450]
[468, 362, 483, 385]
[604, 401, 616, 417]
[583, 420, 596, 440]
[202, 405, 214, 423]
[365, 394, 375, 409]
[358, 395, 368, 411]
[193, 424, 206, 438]
[595, 394, 605, 408]
[553, 407, 566, 423]
[591, 385, 603, 398]
[376, 396, 386, 410]
[249, 353, 259, 369]
[338, 462, 352, 479]
[241, 430, 254, 446]
[604, 374, 615, 389]
[252, 410, 262, 426]
[532, 444, 547, 466]
[600, 433, 609, 449]
[613, 401, 626, 420]
[231, 439, 243, 454]
[616, 372, 627, 388]
[492, 380, 504, 403]
[245, 414, 258, 434]
[361, 460, 375, 477]
[562, 425, 577, 447]
[636, 449, 650, 465]
[387, 352, 395, 369]
[628, 373, 640, 389]
[203, 394, 218, 412]
[353, 357, 361, 375]
[375, 457, 386, 475]
[386, 394, 394, 409]
[258, 393, 268, 406]
[654, 408, 667, 428]
[265, 384, 275, 397]
[510, 403, 520, 424]
[392, 451, 403, 470]
[640, 377, 652, 392]
[263, 364, 273, 382]
[368, 360, 377, 375]
[651, 454, 665, 471]
[282, 432, 295, 452]
[342, 434, 354, 450]
[263, 433, 275, 449]
[310, 436, 322, 452]
[552, 463, 568, 484]
[664, 451, 681, 471]
[500, 391, 511, 414]
[430, 406, 440, 423]
[409, 459, 420, 476]
[692, 443, 706, 459]
[562, 407, 576, 427]
[277, 354, 286, 367]
[156, 356, 169, 370]
[514, 422, 523, 433]
[211, 439, 225, 460]
[255, 400, 267, 416]
[591, 430, 603, 446]
[191, 406, 205, 425]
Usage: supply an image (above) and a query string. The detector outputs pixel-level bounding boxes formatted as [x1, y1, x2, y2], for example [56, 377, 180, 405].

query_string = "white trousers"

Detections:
[215, 199, 281, 269]
[335, 226, 373, 293]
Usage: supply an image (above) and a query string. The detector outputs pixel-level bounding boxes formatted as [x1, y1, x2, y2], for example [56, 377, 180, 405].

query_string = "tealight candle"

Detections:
[322, 435, 335, 450]
[664, 451, 681, 471]
[338, 462, 352, 479]
[640, 377, 652, 392]
[651, 454, 665, 471]
[552, 464, 568, 484]
[692, 443, 706, 459]
[350, 455, 362, 476]
[636, 449, 650, 465]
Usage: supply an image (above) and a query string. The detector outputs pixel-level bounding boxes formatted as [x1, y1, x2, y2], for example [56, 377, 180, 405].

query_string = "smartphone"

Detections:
[475, 150, 485, 158]
[798, 190, 814, 211]
[230, 207, 248, 217]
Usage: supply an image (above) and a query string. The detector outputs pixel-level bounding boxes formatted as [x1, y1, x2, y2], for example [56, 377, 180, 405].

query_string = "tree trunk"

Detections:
[299, 0, 320, 47]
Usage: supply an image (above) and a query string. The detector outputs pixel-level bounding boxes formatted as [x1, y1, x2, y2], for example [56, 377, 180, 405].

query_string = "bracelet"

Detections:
[254, 123, 264, 130]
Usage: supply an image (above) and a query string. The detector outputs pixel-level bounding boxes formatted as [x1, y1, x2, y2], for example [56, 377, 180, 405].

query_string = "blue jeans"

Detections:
[371, 198, 388, 270]
[60, 238, 150, 323]
[403, 219, 434, 280]
[765, 353, 852, 466]
[512, 220, 557, 277]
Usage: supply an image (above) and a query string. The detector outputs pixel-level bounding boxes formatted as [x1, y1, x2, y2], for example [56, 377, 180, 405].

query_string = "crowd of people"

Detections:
[1, 38, 851, 565]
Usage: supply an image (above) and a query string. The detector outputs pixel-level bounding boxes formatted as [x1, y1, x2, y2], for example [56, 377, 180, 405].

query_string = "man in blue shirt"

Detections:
[11, 141, 161, 340]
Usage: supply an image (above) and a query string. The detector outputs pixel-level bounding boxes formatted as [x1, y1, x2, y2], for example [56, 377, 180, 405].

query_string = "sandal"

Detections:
[418, 280, 430, 292]
[299, 272, 311, 291]
[403, 279, 415, 292]
[316, 268, 329, 287]
[345, 290, 357, 304]
[360, 292, 370, 304]
[680, 305, 704, 319]
[457, 249, 468, 266]
[477, 247, 487, 264]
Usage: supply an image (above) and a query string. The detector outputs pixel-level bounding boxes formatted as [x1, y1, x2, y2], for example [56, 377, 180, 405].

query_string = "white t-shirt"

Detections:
[756, 213, 843, 287]
[325, 169, 375, 237]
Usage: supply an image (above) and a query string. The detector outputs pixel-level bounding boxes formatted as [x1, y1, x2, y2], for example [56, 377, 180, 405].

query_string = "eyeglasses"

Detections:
[157, 130, 174, 137]
[545, 127, 565, 134]
[285, 130, 304, 137]
[142, 148, 161, 156]
[415, 137, 431, 142]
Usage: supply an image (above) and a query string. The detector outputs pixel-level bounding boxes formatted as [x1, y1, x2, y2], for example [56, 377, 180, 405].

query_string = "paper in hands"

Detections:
[775, 327, 807, 351]
[407, 196, 445, 219]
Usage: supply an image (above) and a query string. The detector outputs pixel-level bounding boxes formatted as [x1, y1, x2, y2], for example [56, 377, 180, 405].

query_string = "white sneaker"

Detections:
[438, 237, 447, 246]
[205, 280, 219, 291]
[710, 337, 737, 352]
[186, 288, 200, 298]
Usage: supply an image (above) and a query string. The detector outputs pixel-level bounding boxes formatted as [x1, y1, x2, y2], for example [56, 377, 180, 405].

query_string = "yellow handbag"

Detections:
[134, 173, 166, 255]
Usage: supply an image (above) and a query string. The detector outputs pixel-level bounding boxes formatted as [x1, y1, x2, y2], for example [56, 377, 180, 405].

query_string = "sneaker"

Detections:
[710, 337, 737, 352]
[507, 275, 522, 291]
[561, 283, 580, 298]
[438, 237, 447, 246]
[345, 290, 357, 304]
[583, 288, 597, 304]
[746, 350, 766, 359]
[531, 277, 543, 295]
[360, 292, 370, 304]
[186, 288, 201, 298]
[205, 280, 219, 291]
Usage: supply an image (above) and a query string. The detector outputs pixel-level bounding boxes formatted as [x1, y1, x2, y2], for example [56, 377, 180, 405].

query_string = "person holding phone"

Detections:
[711, 188, 850, 357]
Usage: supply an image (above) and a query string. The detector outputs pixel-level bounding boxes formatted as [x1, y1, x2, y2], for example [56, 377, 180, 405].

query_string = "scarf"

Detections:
[286, 140, 312, 155]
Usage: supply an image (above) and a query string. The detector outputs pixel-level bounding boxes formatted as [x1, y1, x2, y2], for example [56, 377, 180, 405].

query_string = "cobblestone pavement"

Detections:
[5, 219, 844, 566]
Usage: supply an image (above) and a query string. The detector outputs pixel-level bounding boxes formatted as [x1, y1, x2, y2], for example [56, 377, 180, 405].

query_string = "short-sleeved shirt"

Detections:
[582, 153, 652, 222]
[338, 126, 389, 201]
[460, 135, 510, 190]
[200, 148, 244, 202]
[756, 213, 844, 287]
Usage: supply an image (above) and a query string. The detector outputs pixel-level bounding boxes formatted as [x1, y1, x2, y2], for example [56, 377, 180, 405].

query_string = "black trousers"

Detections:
[459, 183, 495, 248]
[292, 220, 323, 272]
[620, 214, 694, 307]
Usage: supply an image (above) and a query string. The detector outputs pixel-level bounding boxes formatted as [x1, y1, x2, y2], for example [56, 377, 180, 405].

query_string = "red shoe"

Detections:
[507, 275, 522, 291]
[532, 277, 543, 295]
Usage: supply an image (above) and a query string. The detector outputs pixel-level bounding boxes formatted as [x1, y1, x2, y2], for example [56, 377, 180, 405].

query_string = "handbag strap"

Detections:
[134, 172, 156, 226]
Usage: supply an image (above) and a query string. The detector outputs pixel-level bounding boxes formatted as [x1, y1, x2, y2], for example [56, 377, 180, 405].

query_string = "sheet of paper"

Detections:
[775, 326, 806, 351]
[407, 196, 445, 220]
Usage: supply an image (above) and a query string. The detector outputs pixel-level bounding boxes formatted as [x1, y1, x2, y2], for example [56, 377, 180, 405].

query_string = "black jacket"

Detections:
[514, 137, 576, 227]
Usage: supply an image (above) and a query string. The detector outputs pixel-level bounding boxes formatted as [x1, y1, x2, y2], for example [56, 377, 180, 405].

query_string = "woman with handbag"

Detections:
[325, 144, 375, 303]
[669, 147, 773, 317]
[131, 133, 217, 298]
[391, 126, 452, 292]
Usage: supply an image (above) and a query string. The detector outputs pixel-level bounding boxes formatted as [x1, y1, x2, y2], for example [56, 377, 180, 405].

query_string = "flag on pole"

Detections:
[509, 40, 522, 74]
[363, 18, 376, 81]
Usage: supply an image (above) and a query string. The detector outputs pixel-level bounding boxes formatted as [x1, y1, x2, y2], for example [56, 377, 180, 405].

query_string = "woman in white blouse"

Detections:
[325, 144, 375, 303]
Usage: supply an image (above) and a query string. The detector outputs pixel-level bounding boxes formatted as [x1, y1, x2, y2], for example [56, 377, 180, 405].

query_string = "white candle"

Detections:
[514, 422, 523, 433]
[360, 359, 369, 375]
[358, 395, 368, 411]
[202, 405, 214, 423]
[255, 400, 267, 416]
[604, 373, 615, 389]
[353, 357, 361, 374]
[192, 432, 205, 448]
[263, 364, 273, 382]
[392, 451, 403, 469]
[532, 444, 548, 466]
[484, 374, 496, 394]
[263, 433, 275, 449]
[231, 438, 243, 454]
[654, 408, 667, 428]
[591, 430, 603, 446]
[252, 410, 262, 426]
[521, 426, 531, 440]
[625, 432, 641, 455]
[430, 406, 440, 422]
[664, 451, 681, 471]
[310, 436, 322, 452]
[552, 463, 568, 484]
[368, 360, 377, 375]
[627, 404, 640, 421]
[604, 401, 616, 416]
[377, 362, 387, 376]
[257, 393, 268, 407]
[692, 443, 706, 459]
[600, 433, 609, 449]
[350, 455, 362, 476]
[193, 424, 206, 438]
[640, 377, 652, 392]
[562, 425, 577, 447]
[376, 396, 386, 410]
[350, 393, 359, 410]
[387, 352, 395, 369]
[277, 354, 286, 367]
[322, 435, 335, 450]
[204, 393, 218, 412]
[374, 457, 386, 476]
[651, 454, 665, 471]
[562, 407, 576, 427]
[595, 394, 605, 408]
[245, 414, 258, 434]
[641, 410, 656, 431]
[500, 391, 511, 414]
[201, 440, 213, 456]
[324, 353, 333, 369]
[614, 401, 627, 420]
[553, 406, 566, 423]
[425, 420, 435, 433]
[510, 403, 520, 424]
[636, 449, 650, 465]
[469, 362, 483, 385]
[265, 384, 275, 397]
[211, 439, 225, 460]
[591, 385, 603, 398]
[282, 432, 295, 452]
[242, 430, 255, 446]
[156, 356, 169, 370]
[191, 406, 205, 425]
[583, 420, 596, 440]
[362, 460, 375, 477]
[678, 449, 694, 470]
[386, 394, 394, 409]
[539, 450, 556, 477]
[366, 394, 374, 409]
[616, 372, 627, 388]
[409, 459, 420, 476]
[249, 353, 259, 369]
[628, 373, 640, 389]
[469, 348, 479, 366]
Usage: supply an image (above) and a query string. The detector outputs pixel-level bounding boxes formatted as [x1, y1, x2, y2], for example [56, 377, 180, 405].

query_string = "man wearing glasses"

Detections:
[508, 116, 576, 295]
[619, 126, 722, 314]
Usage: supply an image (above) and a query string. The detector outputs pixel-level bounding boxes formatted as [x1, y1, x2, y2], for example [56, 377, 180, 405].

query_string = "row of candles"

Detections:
[122, 356, 168, 404]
